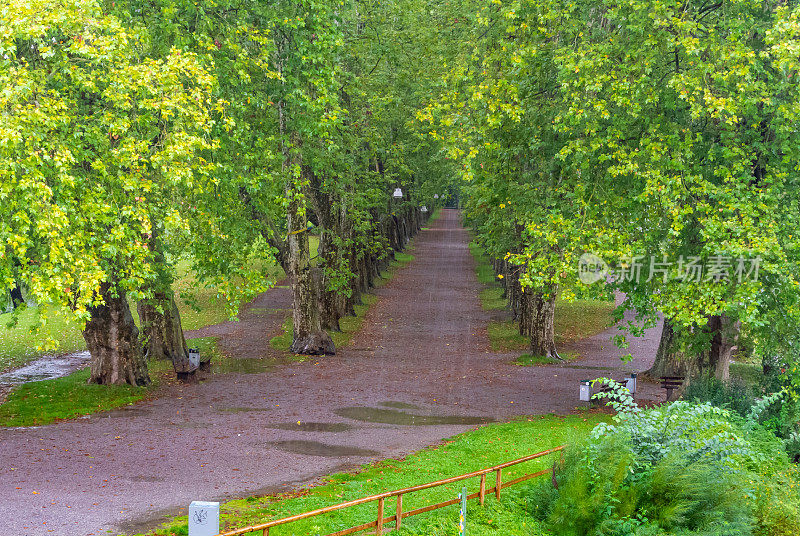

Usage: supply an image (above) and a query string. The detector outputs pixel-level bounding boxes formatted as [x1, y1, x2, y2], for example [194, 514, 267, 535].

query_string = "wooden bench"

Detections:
[660, 376, 685, 401]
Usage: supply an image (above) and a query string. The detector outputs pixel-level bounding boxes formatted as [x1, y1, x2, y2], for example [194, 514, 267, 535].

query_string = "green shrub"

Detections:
[683, 375, 757, 416]
[683, 376, 800, 463]
[530, 398, 800, 536]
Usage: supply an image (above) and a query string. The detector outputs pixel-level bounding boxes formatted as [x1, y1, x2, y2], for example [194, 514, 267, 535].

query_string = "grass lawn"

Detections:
[0, 245, 296, 374]
[0, 307, 86, 373]
[514, 352, 579, 366]
[270, 250, 415, 354]
[138, 413, 608, 536]
[0, 337, 220, 427]
[485, 300, 613, 357]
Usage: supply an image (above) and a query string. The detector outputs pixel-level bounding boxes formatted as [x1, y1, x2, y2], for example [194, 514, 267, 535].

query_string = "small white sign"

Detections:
[189, 501, 219, 536]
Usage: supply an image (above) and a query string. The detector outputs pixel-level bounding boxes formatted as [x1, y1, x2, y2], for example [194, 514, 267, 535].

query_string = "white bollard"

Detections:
[188, 348, 200, 369]
[189, 501, 220, 536]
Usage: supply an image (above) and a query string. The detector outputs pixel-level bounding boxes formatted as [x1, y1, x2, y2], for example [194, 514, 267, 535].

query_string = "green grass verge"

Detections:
[270, 249, 415, 354]
[553, 299, 614, 344]
[486, 301, 613, 356]
[0, 246, 293, 374]
[0, 337, 220, 427]
[0, 367, 159, 427]
[514, 352, 579, 366]
[488, 320, 528, 352]
[469, 241, 498, 286]
[138, 414, 608, 536]
[479, 286, 507, 311]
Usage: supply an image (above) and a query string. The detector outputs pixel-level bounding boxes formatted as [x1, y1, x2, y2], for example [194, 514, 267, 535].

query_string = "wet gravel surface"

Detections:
[0, 351, 91, 386]
[0, 210, 663, 535]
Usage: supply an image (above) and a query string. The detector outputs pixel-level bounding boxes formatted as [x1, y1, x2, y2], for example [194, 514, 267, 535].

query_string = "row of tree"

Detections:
[1, 0, 463, 385]
[426, 0, 800, 384]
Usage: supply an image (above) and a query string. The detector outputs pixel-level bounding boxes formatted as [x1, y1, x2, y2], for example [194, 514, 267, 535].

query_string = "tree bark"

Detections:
[84, 283, 151, 386]
[285, 168, 335, 355]
[9, 283, 23, 309]
[137, 292, 195, 380]
[706, 314, 741, 381]
[645, 317, 700, 383]
[522, 289, 560, 360]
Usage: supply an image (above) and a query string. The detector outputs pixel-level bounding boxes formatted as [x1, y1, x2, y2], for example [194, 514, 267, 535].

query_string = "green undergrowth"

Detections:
[138, 414, 608, 536]
[269, 248, 415, 354]
[0, 337, 221, 427]
[730, 361, 762, 386]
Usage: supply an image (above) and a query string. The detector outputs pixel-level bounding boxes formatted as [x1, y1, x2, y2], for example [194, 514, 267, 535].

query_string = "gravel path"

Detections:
[0, 209, 663, 536]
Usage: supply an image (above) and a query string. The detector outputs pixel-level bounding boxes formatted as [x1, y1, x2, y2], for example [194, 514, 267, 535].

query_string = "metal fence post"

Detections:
[458, 486, 467, 536]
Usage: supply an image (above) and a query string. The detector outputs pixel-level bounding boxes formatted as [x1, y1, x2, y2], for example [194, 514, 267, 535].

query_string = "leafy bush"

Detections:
[684, 376, 800, 462]
[683, 375, 758, 416]
[530, 388, 800, 536]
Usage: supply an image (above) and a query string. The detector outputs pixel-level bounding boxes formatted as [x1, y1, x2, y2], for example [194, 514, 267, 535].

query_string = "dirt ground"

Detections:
[0, 209, 663, 536]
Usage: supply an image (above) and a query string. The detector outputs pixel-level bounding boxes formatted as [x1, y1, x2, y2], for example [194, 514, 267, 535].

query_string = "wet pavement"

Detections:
[0, 350, 90, 385]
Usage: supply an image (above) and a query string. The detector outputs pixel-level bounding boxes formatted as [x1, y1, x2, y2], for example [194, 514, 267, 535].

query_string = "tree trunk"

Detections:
[84, 283, 151, 386]
[644, 317, 698, 383]
[508, 268, 522, 321]
[9, 283, 23, 309]
[137, 292, 195, 381]
[522, 289, 560, 360]
[286, 179, 335, 355]
[319, 281, 342, 332]
[706, 314, 741, 381]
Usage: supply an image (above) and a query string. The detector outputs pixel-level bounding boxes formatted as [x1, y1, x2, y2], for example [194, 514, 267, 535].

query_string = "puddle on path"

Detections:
[268, 422, 354, 433]
[378, 401, 422, 410]
[268, 440, 379, 458]
[335, 407, 493, 426]
[0, 351, 90, 384]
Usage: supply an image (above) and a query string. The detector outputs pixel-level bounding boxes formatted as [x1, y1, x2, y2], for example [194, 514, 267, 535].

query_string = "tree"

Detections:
[0, 0, 217, 384]
[542, 0, 800, 381]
